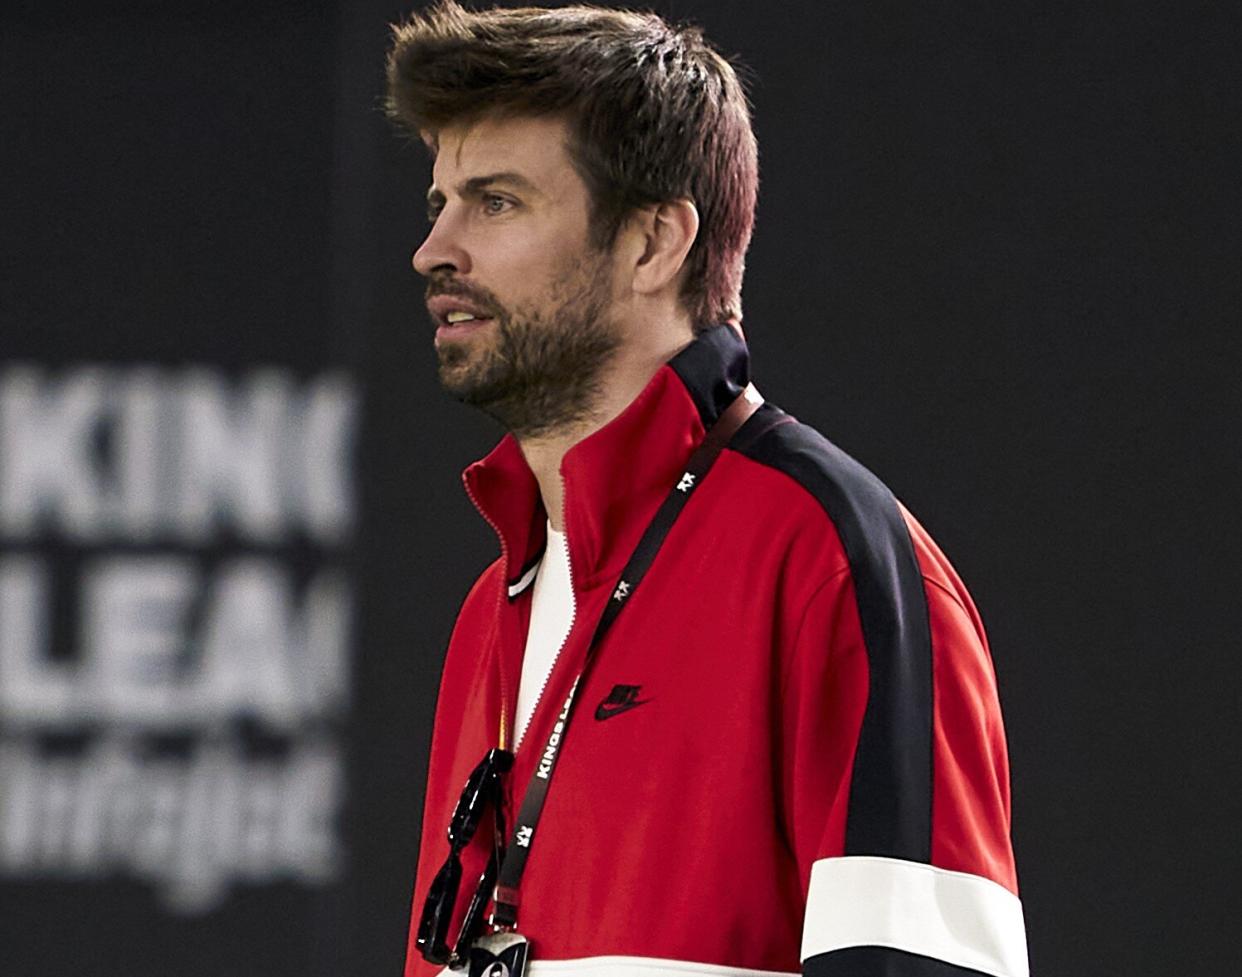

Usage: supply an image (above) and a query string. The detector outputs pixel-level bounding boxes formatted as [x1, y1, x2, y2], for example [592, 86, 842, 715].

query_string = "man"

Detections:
[386, 4, 1028, 977]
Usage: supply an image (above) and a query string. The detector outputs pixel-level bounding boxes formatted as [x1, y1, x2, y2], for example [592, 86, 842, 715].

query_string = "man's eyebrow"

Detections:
[459, 172, 540, 196]
[426, 172, 541, 207]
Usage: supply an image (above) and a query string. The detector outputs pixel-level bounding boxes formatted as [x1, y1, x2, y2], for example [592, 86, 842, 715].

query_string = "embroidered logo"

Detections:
[676, 471, 696, 493]
[612, 580, 632, 602]
[594, 684, 650, 721]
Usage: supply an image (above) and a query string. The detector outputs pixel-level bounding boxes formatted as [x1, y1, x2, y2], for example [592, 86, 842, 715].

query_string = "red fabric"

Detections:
[404, 359, 1017, 976]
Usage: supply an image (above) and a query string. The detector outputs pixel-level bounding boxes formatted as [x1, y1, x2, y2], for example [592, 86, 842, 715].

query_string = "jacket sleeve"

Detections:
[780, 534, 1029, 977]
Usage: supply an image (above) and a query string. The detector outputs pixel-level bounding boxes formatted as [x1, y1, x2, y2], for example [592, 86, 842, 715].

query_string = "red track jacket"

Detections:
[405, 326, 1028, 977]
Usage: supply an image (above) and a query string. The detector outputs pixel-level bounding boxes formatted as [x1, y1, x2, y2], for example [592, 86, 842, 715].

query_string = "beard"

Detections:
[429, 251, 623, 440]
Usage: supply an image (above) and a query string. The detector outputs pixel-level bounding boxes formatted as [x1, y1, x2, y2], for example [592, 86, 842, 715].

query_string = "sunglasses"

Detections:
[416, 747, 515, 967]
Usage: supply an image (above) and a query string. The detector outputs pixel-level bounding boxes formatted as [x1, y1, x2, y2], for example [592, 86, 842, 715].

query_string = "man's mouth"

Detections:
[432, 305, 497, 347]
[427, 293, 498, 336]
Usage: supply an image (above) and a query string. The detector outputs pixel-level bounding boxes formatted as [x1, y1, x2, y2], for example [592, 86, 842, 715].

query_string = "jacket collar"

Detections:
[462, 325, 751, 592]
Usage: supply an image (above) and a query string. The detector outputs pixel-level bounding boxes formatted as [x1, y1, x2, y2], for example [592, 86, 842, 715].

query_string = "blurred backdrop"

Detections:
[1, 1, 1238, 975]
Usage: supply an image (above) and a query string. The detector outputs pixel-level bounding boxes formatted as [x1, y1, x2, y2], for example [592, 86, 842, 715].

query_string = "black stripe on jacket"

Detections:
[805, 947, 997, 977]
[736, 406, 935, 863]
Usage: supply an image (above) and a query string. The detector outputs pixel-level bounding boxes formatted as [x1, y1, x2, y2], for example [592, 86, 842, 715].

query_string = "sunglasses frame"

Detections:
[416, 747, 514, 967]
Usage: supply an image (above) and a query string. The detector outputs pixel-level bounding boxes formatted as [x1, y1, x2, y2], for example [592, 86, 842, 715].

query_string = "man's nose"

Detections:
[412, 215, 471, 278]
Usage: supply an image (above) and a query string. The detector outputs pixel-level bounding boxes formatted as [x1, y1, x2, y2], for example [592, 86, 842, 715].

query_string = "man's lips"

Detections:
[434, 317, 493, 345]
[426, 293, 497, 328]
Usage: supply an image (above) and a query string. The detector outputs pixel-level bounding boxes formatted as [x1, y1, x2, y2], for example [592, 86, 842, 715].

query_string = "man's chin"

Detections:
[436, 357, 505, 406]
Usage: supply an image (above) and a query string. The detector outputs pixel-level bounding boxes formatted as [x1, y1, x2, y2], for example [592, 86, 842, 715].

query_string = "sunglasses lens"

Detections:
[416, 854, 462, 964]
[448, 748, 513, 845]
[449, 767, 489, 842]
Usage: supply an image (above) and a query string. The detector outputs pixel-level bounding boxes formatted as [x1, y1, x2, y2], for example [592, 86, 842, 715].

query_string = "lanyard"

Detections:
[490, 384, 764, 929]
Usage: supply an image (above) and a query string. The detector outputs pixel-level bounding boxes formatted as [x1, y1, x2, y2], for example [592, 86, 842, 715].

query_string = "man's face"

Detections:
[414, 114, 623, 439]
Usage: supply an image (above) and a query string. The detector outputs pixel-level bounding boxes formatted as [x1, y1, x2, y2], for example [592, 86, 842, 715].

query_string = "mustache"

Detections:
[424, 276, 504, 317]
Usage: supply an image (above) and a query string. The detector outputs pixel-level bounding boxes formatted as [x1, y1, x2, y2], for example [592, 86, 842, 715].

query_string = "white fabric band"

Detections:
[438, 958, 796, 977]
[800, 856, 1029, 977]
[508, 560, 540, 598]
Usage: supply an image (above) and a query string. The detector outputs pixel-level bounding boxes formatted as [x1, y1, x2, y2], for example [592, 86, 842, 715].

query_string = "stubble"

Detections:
[432, 251, 623, 439]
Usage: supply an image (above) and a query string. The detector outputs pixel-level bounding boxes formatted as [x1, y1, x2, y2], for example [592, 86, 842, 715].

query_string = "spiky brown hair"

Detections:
[386, 1, 759, 329]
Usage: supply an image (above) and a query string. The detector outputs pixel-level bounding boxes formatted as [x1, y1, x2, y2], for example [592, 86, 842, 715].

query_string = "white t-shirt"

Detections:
[514, 522, 574, 751]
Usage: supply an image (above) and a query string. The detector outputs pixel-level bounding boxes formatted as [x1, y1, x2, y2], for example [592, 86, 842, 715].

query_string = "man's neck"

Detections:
[518, 327, 693, 532]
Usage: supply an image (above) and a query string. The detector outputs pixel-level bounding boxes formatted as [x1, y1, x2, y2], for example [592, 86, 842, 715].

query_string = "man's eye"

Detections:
[482, 194, 512, 215]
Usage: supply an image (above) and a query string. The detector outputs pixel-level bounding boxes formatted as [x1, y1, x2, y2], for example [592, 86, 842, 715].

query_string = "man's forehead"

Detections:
[430, 114, 576, 189]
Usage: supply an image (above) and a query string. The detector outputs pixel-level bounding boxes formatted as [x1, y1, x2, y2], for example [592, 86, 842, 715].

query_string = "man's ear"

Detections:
[631, 199, 699, 297]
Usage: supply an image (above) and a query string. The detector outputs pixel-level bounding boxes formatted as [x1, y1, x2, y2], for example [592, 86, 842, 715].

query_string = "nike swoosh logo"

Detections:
[594, 699, 650, 721]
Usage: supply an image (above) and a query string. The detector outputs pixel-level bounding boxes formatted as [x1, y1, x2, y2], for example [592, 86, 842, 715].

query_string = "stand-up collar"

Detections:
[462, 325, 750, 591]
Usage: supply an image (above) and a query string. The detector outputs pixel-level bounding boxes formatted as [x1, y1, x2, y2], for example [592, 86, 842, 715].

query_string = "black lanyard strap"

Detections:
[490, 384, 763, 929]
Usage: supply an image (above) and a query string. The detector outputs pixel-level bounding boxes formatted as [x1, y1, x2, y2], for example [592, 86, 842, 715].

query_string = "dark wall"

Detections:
[1, 2, 1237, 975]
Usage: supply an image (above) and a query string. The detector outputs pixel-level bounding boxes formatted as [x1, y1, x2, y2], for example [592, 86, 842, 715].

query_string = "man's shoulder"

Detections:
[726, 404, 905, 534]
[727, 404, 980, 618]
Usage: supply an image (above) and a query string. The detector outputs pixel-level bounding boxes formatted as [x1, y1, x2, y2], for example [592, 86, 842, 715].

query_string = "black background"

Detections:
[1, 1, 1238, 975]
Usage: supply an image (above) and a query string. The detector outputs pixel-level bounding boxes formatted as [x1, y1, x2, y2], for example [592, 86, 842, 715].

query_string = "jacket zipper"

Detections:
[513, 488, 577, 753]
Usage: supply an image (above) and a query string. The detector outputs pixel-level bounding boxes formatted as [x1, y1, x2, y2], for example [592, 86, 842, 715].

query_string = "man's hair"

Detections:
[386, 1, 759, 329]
